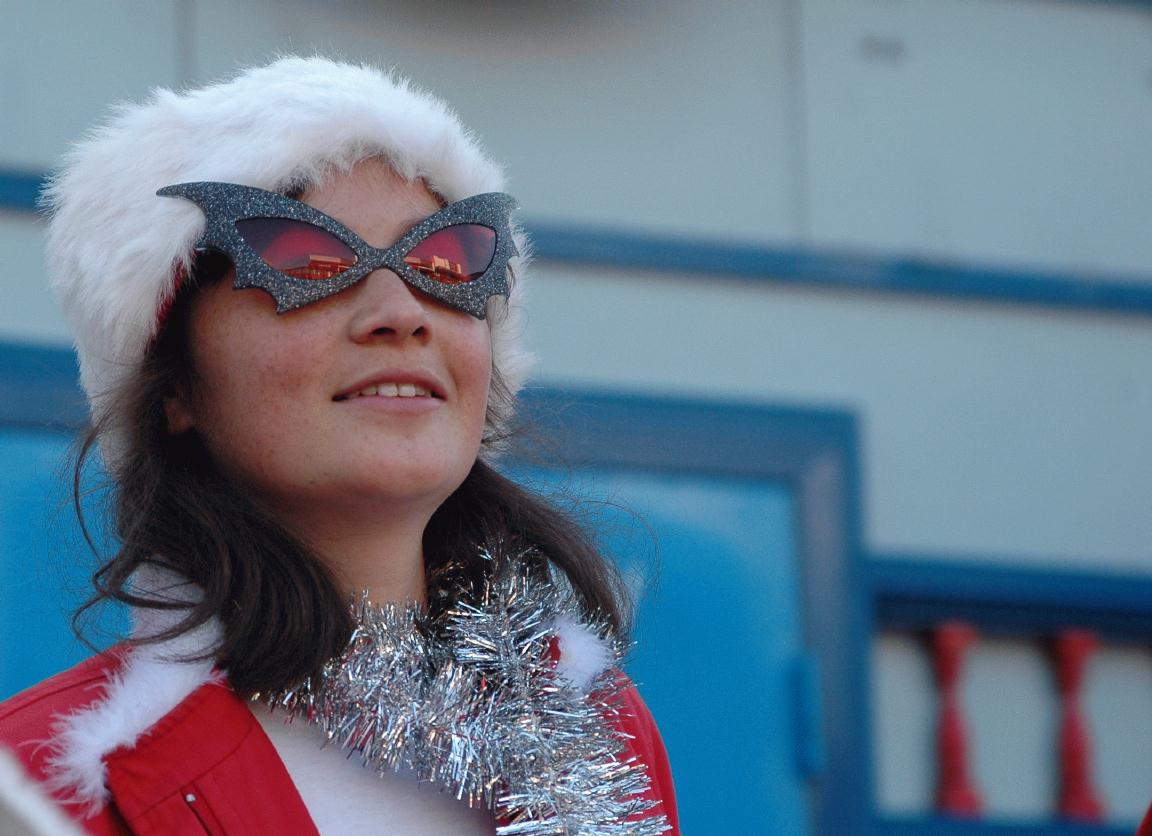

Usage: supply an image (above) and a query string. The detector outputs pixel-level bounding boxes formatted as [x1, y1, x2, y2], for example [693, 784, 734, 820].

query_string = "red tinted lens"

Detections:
[404, 224, 496, 285]
[235, 218, 356, 280]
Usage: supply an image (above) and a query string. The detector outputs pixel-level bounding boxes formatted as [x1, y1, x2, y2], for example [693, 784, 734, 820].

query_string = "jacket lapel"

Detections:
[105, 681, 318, 835]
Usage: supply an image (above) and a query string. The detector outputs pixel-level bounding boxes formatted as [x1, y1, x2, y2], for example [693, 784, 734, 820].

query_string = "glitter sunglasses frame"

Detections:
[157, 181, 518, 319]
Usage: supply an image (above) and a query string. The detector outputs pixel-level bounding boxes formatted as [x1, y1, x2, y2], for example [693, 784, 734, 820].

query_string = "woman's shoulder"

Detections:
[0, 650, 127, 749]
[550, 613, 679, 832]
[610, 676, 681, 835]
[612, 676, 668, 763]
[0, 647, 129, 828]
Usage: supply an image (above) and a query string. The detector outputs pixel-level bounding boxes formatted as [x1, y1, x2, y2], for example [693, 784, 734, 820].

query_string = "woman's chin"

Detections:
[283, 464, 471, 516]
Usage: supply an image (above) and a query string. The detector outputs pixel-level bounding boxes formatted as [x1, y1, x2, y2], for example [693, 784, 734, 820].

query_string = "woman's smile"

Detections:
[334, 381, 445, 414]
[332, 369, 447, 402]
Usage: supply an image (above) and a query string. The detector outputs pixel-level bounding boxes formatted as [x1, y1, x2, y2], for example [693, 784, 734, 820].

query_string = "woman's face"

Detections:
[167, 158, 493, 527]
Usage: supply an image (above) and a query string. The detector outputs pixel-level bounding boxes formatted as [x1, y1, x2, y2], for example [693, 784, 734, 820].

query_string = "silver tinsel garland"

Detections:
[256, 546, 670, 836]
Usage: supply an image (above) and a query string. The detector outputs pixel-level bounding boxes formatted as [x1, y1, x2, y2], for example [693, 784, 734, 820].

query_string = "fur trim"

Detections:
[42, 55, 533, 468]
[552, 612, 615, 693]
[43, 566, 221, 816]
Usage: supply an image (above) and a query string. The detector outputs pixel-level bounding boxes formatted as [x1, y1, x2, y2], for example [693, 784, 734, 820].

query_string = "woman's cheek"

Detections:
[193, 347, 306, 491]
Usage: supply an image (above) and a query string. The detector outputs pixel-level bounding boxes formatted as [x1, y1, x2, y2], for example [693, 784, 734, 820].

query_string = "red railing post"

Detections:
[1054, 629, 1104, 822]
[932, 621, 983, 817]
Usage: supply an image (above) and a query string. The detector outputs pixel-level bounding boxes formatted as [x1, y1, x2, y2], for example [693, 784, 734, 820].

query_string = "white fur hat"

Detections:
[42, 55, 532, 464]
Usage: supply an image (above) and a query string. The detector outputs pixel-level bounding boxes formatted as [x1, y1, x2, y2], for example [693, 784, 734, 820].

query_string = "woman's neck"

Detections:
[271, 500, 432, 607]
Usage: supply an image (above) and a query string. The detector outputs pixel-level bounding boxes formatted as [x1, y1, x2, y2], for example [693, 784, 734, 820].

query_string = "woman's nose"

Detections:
[346, 268, 431, 343]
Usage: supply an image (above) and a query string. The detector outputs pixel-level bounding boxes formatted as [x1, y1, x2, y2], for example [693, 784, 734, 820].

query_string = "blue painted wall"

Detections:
[0, 426, 126, 698]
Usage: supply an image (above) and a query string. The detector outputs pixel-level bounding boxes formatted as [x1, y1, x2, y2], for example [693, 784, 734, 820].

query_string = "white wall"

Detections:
[803, 0, 1152, 277]
[0, 1, 183, 169]
[9, 0, 1150, 269]
[186, 0, 799, 242]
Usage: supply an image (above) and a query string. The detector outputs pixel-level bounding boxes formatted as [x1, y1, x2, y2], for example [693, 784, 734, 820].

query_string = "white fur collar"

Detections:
[44, 567, 612, 816]
[44, 566, 222, 815]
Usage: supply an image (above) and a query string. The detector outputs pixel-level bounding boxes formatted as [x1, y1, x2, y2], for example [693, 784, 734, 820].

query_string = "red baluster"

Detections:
[1054, 629, 1104, 822]
[932, 621, 983, 817]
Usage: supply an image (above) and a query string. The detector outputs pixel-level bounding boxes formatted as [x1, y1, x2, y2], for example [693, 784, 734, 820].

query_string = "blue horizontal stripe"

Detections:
[528, 222, 1152, 316]
[0, 340, 85, 429]
[869, 555, 1152, 641]
[0, 170, 42, 211]
[5, 168, 1152, 316]
[873, 814, 1136, 836]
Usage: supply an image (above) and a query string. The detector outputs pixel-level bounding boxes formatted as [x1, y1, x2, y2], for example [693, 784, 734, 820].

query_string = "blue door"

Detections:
[508, 464, 814, 835]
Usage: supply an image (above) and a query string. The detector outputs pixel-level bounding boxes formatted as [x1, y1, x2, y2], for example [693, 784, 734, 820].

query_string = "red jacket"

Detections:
[0, 648, 679, 834]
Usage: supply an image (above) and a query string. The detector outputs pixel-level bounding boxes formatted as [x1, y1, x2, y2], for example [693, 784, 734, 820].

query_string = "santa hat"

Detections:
[42, 55, 532, 464]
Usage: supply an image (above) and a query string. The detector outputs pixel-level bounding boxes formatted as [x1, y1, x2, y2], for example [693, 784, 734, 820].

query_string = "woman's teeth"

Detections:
[349, 383, 432, 399]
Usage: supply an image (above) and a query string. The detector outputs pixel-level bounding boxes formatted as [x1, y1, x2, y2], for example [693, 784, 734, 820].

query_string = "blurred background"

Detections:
[2, 1, 1151, 833]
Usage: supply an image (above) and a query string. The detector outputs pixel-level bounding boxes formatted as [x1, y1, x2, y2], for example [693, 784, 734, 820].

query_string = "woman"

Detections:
[0, 56, 678, 835]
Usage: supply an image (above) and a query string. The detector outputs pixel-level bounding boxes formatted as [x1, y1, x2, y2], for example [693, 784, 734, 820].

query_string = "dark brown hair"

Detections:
[74, 256, 629, 695]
